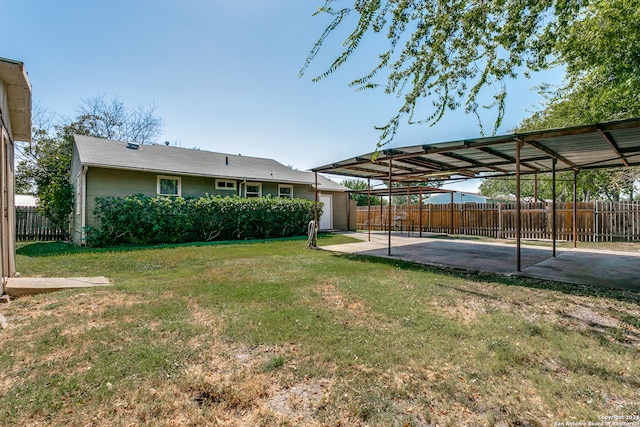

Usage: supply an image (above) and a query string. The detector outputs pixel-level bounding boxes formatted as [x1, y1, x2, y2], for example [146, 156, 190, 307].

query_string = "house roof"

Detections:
[73, 135, 347, 191]
[15, 194, 36, 207]
[312, 117, 640, 182]
[0, 57, 31, 143]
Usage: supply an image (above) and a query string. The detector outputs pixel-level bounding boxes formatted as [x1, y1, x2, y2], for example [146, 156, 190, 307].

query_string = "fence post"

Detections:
[497, 203, 502, 239]
[632, 201, 635, 242]
[594, 200, 598, 242]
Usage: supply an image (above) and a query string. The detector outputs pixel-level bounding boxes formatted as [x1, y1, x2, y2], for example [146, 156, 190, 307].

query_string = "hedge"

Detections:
[89, 194, 321, 246]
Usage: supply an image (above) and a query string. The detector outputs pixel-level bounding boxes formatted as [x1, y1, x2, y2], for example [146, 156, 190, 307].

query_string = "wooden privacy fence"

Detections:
[15, 206, 67, 241]
[357, 201, 640, 242]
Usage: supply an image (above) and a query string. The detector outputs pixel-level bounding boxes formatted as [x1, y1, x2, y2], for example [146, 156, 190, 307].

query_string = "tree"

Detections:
[76, 95, 163, 144]
[481, 0, 640, 201]
[301, 0, 582, 146]
[16, 96, 163, 234]
[478, 172, 618, 202]
[342, 179, 384, 206]
[519, 0, 640, 130]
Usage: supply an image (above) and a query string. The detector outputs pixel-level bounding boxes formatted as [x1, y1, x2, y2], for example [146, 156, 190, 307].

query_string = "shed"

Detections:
[0, 57, 31, 292]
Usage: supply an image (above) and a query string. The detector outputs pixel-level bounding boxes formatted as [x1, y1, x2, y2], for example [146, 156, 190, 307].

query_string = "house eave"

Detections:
[80, 162, 321, 187]
[0, 57, 32, 143]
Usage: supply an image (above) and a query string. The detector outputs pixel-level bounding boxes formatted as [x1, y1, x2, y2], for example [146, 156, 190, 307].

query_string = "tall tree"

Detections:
[76, 95, 163, 144]
[17, 96, 163, 233]
[481, 0, 640, 201]
[301, 0, 582, 146]
[342, 179, 384, 206]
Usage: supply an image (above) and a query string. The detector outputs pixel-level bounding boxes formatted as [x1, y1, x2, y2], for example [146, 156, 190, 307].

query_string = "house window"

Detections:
[245, 182, 262, 198]
[278, 184, 293, 199]
[216, 179, 237, 191]
[157, 175, 181, 196]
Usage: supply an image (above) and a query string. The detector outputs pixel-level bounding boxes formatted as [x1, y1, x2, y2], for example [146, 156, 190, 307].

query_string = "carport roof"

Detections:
[312, 117, 640, 182]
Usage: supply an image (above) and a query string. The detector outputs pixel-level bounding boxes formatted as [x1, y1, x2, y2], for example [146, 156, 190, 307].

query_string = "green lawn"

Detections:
[1, 235, 639, 426]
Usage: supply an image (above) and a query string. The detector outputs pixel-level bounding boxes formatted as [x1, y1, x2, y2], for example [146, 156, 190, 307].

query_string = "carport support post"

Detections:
[419, 187, 423, 238]
[552, 159, 557, 257]
[407, 187, 411, 237]
[388, 158, 393, 256]
[573, 170, 578, 248]
[516, 140, 522, 272]
[380, 197, 383, 231]
[347, 192, 351, 231]
[367, 178, 371, 242]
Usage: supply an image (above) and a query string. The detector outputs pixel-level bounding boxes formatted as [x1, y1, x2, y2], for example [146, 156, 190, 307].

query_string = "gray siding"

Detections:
[70, 144, 83, 244]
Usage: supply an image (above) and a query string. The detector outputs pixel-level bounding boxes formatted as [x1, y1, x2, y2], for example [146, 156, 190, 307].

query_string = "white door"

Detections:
[319, 195, 332, 230]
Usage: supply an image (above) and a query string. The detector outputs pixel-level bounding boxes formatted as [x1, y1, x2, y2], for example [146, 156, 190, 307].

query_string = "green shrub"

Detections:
[90, 194, 321, 246]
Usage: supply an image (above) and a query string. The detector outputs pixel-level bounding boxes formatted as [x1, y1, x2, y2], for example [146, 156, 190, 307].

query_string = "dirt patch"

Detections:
[565, 306, 619, 329]
[267, 380, 329, 421]
[437, 297, 489, 323]
[1, 290, 144, 327]
[312, 282, 375, 330]
[431, 282, 640, 346]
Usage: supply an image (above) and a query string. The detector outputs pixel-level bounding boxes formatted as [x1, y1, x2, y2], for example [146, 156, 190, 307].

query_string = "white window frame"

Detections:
[278, 184, 293, 199]
[215, 179, 237, 191]
[157, 175, 182, 196]
[245, 182, 262, 198]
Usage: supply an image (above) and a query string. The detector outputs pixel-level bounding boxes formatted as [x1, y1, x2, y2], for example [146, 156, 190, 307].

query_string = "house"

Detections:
[0, 57, 31, 292]
[424, 191, 490, 205]
[15, 194, 36, 207]
[70, 135, 355, 245]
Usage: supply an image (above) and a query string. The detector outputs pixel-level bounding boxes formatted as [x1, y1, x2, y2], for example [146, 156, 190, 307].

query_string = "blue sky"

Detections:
[2, 1, 563, 191]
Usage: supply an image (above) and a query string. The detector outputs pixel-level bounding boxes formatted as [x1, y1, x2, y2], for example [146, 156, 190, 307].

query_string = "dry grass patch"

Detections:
[314, 282, 369, 319]
[3, 239, 639, 426]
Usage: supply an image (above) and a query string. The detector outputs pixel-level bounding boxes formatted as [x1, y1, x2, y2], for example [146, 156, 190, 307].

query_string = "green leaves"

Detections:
[302, 0, 582, 145]
[91, 195, 320, 246]
[509, 0, 640, 202]
[17, 96, 164, 238]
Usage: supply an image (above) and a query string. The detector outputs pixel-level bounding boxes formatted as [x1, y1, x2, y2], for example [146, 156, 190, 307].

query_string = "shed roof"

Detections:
[74, 135, 347, 191]
[0, 57, 31, 142]
[312, 117, 640, 182]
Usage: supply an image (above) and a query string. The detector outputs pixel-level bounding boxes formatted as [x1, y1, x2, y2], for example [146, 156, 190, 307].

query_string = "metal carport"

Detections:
[312, 117, 640, 272]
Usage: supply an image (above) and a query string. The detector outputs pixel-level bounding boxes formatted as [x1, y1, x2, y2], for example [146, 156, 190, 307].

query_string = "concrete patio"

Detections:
[4, 276, 111, 297]
[321, 232, 640, 292]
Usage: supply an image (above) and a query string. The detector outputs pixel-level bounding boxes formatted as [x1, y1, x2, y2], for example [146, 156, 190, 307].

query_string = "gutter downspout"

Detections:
[81, 166, 88, 244]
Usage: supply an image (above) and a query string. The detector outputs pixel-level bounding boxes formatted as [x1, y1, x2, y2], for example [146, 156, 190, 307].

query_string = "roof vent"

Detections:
[126, 142, 140, 150]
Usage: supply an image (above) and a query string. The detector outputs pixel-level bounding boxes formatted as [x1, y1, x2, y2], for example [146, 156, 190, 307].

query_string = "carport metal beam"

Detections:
[313, 117, 640, 273]
[519, 138, 578, 169]
[598, 129, 629, 167]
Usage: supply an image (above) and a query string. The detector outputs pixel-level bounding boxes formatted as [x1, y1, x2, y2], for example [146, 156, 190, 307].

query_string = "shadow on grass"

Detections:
[333, 252, 640, 305]
[16, 234, 339, 258]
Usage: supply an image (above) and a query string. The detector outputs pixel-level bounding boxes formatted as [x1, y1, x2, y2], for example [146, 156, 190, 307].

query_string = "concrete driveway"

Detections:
[321, 232, 640, 292]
